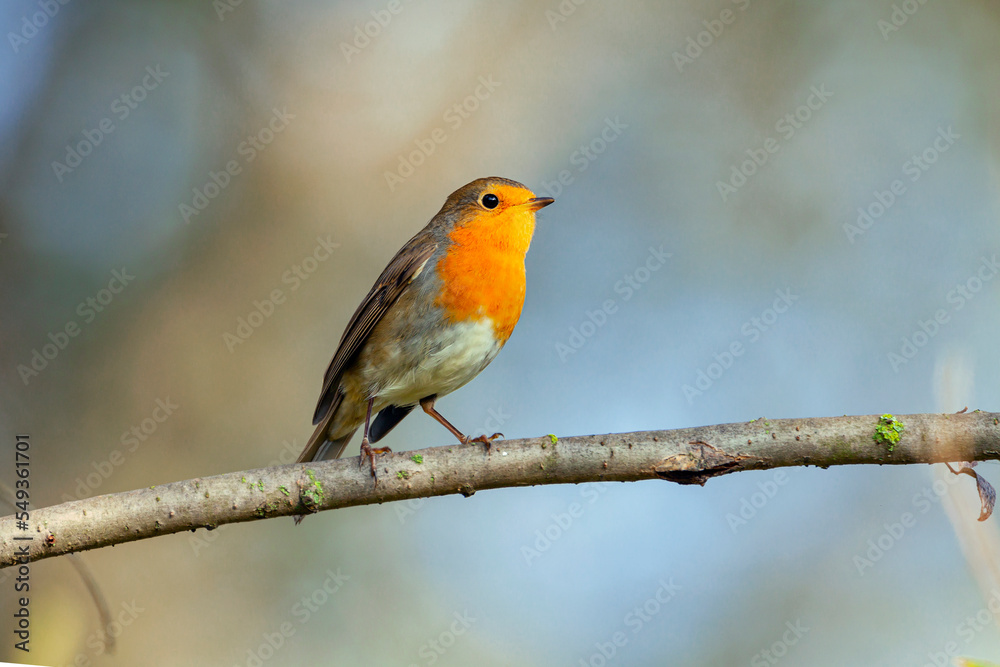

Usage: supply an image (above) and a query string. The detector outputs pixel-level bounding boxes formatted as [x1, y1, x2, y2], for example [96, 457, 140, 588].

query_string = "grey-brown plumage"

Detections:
[297, 177, 554, 472]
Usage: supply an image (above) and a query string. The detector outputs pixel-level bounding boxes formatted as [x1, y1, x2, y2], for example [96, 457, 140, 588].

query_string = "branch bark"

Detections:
[4, 411, 1000, 568]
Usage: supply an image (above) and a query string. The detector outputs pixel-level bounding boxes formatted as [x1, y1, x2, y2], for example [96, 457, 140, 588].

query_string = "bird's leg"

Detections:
[358, 398, 391, 481]
[419, 395, 499, 453]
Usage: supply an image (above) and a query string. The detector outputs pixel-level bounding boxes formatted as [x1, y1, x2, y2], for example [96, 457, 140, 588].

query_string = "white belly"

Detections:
[373, 318, 501, 406]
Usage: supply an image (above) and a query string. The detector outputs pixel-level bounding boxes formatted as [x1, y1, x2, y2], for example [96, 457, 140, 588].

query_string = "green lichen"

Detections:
[548, 434, 558, 445]
[257, 479, 264, 491]
[254, 500, 282, 517]
[410, 454, 424, 464]
[302, 469, 326, 509]
[874, 414, 905, 451]
[953, 658, 1000, 667]
[397, 470, 410, 480]
[279, 486, 290, 496]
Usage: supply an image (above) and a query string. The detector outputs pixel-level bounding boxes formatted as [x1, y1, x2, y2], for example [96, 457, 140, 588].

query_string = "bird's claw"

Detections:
[359, 440, 392, 485]
[466, 432, 503, 455]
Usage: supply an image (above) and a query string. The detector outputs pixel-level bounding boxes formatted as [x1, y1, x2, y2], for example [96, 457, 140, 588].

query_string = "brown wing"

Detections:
[312, 235, 437, 423]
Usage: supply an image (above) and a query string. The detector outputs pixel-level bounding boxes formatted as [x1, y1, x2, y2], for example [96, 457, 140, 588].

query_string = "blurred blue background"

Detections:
[2, 1, 1000, 665]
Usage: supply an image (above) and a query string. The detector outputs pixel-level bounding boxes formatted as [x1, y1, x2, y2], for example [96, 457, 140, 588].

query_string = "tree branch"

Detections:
[4, 411, 1000, 568]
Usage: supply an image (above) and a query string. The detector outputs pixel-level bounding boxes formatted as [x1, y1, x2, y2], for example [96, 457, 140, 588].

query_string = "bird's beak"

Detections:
[523, 196, 555, 211]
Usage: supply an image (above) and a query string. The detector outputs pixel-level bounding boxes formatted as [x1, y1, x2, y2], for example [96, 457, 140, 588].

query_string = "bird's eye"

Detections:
[481, 193, 499, 209]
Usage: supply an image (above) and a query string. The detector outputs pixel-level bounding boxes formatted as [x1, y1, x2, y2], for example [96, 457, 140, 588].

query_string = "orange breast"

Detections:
[435, 208, 535, 342]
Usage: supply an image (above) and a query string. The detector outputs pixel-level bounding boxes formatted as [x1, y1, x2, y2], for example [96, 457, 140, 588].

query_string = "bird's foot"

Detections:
[359, 440, 392, 484]
[465, 432, 503, 455]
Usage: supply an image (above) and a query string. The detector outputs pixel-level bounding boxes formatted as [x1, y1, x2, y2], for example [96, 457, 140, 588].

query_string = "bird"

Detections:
[297, 176, 554, 481]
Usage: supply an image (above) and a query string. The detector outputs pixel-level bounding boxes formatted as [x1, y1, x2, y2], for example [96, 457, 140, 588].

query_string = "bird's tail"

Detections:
[298, 390, 352, 463]
[297, 399, 357, 463]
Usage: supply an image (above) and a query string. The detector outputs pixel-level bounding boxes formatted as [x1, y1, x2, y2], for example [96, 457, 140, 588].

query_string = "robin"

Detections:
[297, 176, 554, 480]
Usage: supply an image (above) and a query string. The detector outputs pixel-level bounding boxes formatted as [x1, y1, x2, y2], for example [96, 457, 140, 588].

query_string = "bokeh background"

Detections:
[2, 0, 1000, 665]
